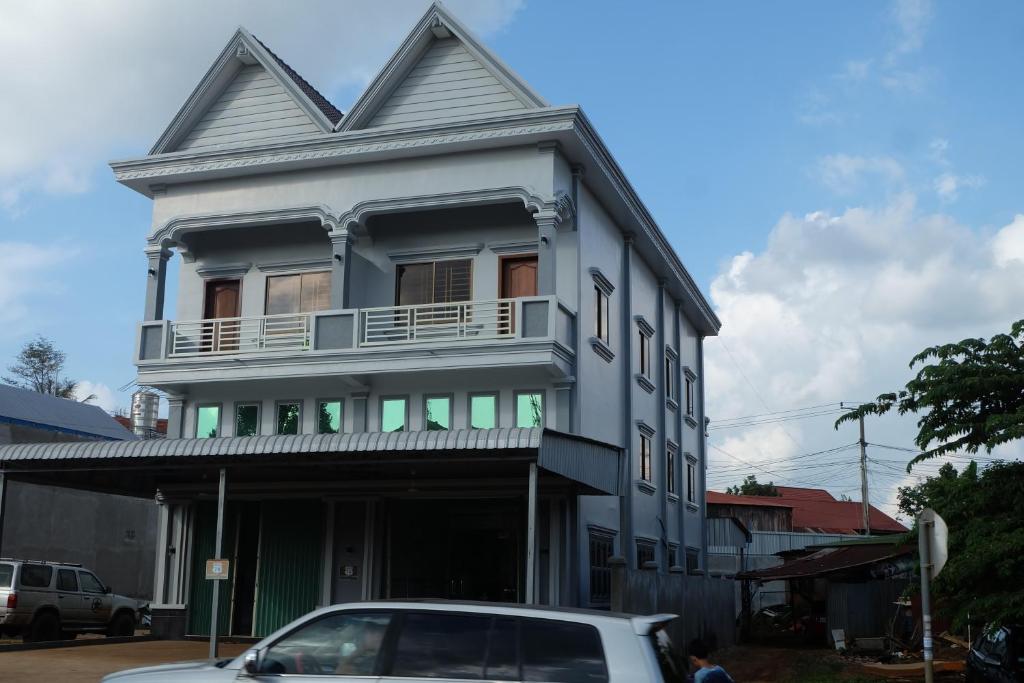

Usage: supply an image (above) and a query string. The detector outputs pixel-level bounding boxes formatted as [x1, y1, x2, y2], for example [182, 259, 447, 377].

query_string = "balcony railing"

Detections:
[360, 299, 515, 346]
[169, 313, 310, 356]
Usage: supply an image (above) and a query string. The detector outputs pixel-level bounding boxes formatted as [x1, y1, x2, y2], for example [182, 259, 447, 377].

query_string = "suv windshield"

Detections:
[0, 563, 12, 588]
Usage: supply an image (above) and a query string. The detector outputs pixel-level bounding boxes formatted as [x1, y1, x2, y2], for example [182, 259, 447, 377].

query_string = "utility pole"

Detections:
[858, 415, 870, 536]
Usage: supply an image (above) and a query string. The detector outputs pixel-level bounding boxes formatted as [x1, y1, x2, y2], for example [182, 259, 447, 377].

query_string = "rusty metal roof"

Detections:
[736, 541, 913, 581]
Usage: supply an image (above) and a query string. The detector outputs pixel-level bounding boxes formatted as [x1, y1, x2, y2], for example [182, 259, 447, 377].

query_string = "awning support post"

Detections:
[209, 467, 227, 660]
[526, 462, 538, 604]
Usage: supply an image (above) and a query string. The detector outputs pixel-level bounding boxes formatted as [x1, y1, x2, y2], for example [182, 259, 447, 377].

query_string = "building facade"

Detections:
[0, 4, 719, 637]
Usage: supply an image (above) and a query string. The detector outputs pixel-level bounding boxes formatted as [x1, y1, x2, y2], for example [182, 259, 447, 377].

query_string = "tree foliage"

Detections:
[2, 336, 93, 401]
[897, 460, 1024, 630]
[727, 475, 780, 497]
[836, 319, 1024, 470]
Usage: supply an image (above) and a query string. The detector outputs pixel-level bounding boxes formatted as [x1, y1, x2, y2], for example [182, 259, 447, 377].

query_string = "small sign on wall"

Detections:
[340, 565, 359, 579]
[205, 559, 230, 580]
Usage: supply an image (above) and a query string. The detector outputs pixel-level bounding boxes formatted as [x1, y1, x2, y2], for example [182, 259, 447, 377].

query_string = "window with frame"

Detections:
[265, 271, 330, 315]
[668, 545, 679, 569]
[639, 432, 652, 482]
[259, 611, 392, 675]
[636, 540, 656, 567]
[665, 354, 675, 401]
[588, 531, 614, 608]
[235, 403, 259, 437]
[685, 548, 700, 575]
[469, 393, 498, 429]
[686, 457, 697, 504]
[57, 569, 78, 592]
[19, 564, 52, 588]
[318, 400, 342, 434]
[396, 259, 472, 306]
[196, 405, 220, 439]
[594, 286, 609, 345]
[685, 375, 695, 417]
[667, 446, 677, 495]
[381, 397, 407, 433]
[424, 396, 451, 431]
[277, 401, 301, 435]
[639, 329, 652, 378]
[516, 392, 544, 428]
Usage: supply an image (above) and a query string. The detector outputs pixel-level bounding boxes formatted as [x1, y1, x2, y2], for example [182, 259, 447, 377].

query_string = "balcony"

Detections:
[136, 296, 575, 385]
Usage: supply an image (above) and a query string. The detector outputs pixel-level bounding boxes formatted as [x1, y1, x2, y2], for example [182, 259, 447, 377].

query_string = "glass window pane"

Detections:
[266, 274, 301, 315]
[516, 393, 543, 428]
[79, 571, 105, 593]
[390, 612, 489, 679]
[300, 272, 331, 313]
[196, 405, 220, 438]
[235, 404, 259, 437]
[261, 612, 391, 676]
[318, 401, 342, 434]
[424, 397, 450, 431]
[277, 403, 300, 435]
[381, 398, 406, 432]
[19, 565, 52, 588]
[433, 259, 472, 303]
[397, 263, 433, 306]
[521, 618, 608, 683]
[0, 563, 12, 589]
[57, 569, 78, 592]
[470, 395, 497, 429]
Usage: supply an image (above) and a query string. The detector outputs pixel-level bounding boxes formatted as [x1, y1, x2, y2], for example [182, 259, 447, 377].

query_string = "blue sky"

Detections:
[1, 0, 1022, 514]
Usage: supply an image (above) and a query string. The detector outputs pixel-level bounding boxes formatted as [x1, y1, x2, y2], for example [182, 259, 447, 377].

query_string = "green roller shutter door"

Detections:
[187, 502, 238, 636]
[253, 500, 324, 636]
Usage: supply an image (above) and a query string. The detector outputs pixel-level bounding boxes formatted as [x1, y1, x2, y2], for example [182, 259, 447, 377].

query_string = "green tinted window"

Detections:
[470, 395, 497, 429]
[381, 398, 407, 432]
[516, 393, 544, 428]
[196, 405, 220, 438]
[424, 396, 451, 430]
[235, 404, 259, 437]
[318, 401, 342, 434]
[277, 402, 300, 435]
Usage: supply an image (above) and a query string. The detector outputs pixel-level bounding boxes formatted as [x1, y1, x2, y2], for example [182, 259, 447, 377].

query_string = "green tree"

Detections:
[726, 475, 780, 496]
[896, 460, 1024, 630]
[836, 319, 1024, 470]
[2, 336, 94, 401]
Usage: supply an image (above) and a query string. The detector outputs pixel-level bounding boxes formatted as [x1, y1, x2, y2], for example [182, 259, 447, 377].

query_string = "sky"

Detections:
[1, 0, 1022, 519]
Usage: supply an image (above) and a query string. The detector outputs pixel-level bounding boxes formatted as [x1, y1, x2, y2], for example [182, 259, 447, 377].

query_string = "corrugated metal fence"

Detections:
[827, 579, 910, 641]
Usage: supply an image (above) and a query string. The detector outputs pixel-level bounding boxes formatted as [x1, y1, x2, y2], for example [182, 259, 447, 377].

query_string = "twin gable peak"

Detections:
[151, 28, 341, 155]
[339, 2, 547, 131]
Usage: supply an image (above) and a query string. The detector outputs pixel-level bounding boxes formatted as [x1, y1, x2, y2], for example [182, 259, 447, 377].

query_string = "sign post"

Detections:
[209, 468, 227, 660]
[917, 508, 948, 683]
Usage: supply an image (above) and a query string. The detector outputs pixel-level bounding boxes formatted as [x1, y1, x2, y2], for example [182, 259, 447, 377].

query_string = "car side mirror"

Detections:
[104, 586, 112, 594]
[242, 650, 261, 676]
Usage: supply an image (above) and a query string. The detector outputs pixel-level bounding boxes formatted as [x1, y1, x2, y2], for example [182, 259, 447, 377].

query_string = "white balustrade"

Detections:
[168, 313, 310, 356]
[359, 299, 515, 346]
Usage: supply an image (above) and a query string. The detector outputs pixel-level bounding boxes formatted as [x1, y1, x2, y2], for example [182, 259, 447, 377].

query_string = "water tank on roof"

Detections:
[130, 390, 160, 438]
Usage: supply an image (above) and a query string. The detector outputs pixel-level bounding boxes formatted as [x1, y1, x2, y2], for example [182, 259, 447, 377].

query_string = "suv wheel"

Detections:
[108, 611, 135, 637]
[24, 612, 61, 643]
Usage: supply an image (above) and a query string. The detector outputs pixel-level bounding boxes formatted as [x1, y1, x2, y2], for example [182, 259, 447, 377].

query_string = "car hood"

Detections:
[102, 659, 235, 681]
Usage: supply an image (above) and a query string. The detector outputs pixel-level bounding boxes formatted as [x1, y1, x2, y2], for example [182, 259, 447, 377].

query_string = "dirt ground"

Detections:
[716, 645, 965, 683]
[0, 640, 249, 683]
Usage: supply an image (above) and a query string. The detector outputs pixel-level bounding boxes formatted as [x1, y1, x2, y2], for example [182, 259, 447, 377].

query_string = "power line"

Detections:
[710, 408, 848, 430]
[712, 402, 847, 423]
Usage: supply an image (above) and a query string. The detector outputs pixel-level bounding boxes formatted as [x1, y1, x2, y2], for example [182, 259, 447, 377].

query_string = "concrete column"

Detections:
[153, 498, 170, 604]
[620, 235, 635, 567]
[656, 281, 668, 572]
[525, 462, 538, 604]
[351, 393, 369, 433]
[329, 232, 354, 309]
[534, 211, 559, 296]
[143, 245, 172, 321]
[209, 467, 227, 658]
[553, 382, 573, 432]
[166, 395, 185, 439]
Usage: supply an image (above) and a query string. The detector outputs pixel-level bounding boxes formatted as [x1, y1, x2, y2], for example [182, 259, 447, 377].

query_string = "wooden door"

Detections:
[500, 255, 537, 333]
[203, 279, 240, 351]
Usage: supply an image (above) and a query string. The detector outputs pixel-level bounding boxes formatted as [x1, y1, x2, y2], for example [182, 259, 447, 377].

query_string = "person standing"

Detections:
[688, 639, 735, 683]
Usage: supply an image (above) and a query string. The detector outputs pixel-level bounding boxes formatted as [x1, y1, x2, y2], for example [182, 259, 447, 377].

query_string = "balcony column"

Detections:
[143, 245, 172, 321]
[329, 232, 354, 309]
[534, 210, 559, 296]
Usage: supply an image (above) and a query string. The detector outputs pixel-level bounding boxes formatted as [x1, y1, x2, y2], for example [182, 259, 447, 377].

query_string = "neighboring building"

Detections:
[113, 415, 168, 436]
[0, 384, 157, 599]
[0, 3, 720, 637]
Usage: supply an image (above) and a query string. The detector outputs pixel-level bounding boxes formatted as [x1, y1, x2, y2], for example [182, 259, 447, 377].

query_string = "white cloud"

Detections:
[74, 380, 120, 413]
[705, 195, 1024, 515]
[933, 172, 985, 202]
[816, 154, 905, 194]
[0, 242, 75, 336]
[0, 0, 523, 211]
[887, 0, 932, 59]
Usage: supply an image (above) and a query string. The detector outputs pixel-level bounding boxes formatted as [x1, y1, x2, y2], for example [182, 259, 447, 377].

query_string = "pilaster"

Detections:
[166, 394, 185, 439]
[143, 245, 172, 321]
[351, 392, 369, 433]
[329, 231, 354, 309]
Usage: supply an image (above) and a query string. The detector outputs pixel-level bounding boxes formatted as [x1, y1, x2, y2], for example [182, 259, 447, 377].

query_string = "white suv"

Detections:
[103, 601, 689, 682]
[0, 559, 140, 642]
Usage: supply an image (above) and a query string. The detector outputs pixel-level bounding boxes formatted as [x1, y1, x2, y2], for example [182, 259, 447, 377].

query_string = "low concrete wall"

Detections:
[1, 481, 157, 600]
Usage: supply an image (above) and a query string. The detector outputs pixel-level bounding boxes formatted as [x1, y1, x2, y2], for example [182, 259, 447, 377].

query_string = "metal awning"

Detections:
[0, 428, 621, 498]
[736, 541, 913, 582]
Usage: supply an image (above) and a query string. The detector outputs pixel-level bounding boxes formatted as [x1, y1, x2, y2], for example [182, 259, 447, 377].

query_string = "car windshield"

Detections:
[649, 627, 688, 683]
[0, 563, 12, 588]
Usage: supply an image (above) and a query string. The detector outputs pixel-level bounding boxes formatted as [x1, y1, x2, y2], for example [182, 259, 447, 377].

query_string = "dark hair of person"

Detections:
[689, 638, 711, 660]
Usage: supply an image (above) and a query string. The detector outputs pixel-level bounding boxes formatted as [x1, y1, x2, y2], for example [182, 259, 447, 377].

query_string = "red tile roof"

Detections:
[707, 486, 907, 534]
[113, 415, 168, 434]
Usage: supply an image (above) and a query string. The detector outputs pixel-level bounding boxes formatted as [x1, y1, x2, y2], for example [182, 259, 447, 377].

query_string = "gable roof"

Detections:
[150, 28, 340, 154]
[339, 2, 547, 132]
[707, 486, 907, 534]
[0, 384, 134, 441]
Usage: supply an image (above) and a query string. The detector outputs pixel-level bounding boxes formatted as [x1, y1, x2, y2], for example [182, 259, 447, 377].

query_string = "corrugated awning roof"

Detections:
[737, 542, 913, 581]
[0, 428, 621, 496]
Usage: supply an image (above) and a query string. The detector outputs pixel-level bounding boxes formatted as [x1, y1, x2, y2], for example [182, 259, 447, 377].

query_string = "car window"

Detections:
[78, 571, 105, 594]
[990, 629, 1008, 661]
[521, 618, 608, 683]
[57, 569, 79, 592]
[261, 612, 391, 676]
[484, 617, 519, 681]
[0, 563, 12, 588]
[390, 612, 490, 679]
[649, 628, 687, 683]
[19, 564, 52, 588]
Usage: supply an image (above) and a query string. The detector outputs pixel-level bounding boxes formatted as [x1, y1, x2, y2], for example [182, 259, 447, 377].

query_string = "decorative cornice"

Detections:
[589, 267, 614, 295]
[683, 365, 698, 381]
[636, 373, 656, 394]
[149, 205, 339, 247]
[144, 245, 172, 260]
[664, 345, 678, 361]
[634, 315, 655, 338]
[636, 420, 655, 437]
[488, 240, 537, 255]
[195, 262, 252, 279]
[387, 243, 483, 263]
[256, 258, 332, 274]
[589, 337, 614, 363]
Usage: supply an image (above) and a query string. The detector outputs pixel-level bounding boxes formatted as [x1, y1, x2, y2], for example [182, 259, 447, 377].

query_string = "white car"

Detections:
[102, 600, 688, 682]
